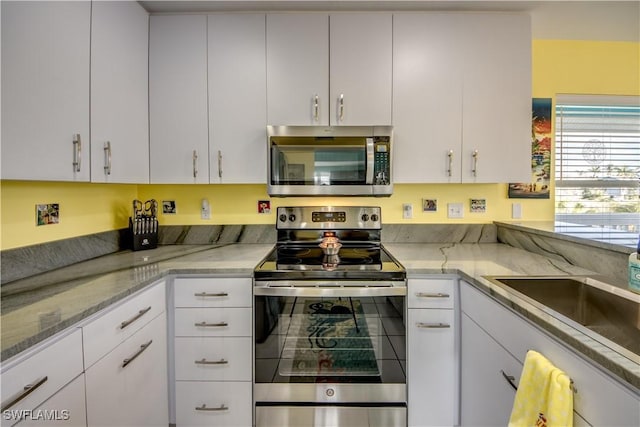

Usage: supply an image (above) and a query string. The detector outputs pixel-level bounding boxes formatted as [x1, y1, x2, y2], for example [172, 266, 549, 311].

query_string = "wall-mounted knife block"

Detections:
[129, 216, 158, 251]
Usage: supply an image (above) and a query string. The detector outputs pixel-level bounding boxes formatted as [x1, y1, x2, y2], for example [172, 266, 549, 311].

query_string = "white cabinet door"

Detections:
[393, 12, 531, 184]
[393, 13, 464, 183]
[90, 1, 149, 183]
[460, 13, 531, 183]
[17, 374, 87, 427]
[1, 1, 90, 181]
[149, 15, 209, 184]
[407, 309, 457, 427]
[85, 313, 168, 427]
[208, 14, 266, 183]
[329, 13, 393, 126]
[460, 313, 523, 426]
[266, 13, 329, 126]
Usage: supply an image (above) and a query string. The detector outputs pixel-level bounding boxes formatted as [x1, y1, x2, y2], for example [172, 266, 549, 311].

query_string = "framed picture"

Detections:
[470, 199, 486, 213]
[509, 98, 552, 199]
[422, 199, 438, 212]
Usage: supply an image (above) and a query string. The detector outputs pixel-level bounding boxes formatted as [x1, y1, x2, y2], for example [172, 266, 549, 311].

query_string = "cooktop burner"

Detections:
[254, 245, 405, 281]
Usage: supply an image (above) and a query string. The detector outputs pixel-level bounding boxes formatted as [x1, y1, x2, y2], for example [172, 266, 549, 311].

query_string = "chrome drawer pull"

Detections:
[122, 340, 153, 368]
[72, 134, 82, 172]
[195, 404, 228, 412]
[1, 376, 48, 412]
[416, 292, 450, 298]
[416, 322, 450, 329]
[194, 321, 228, 327]
[194, 292, 229, 297]
[195, 358, 228, 365]
[120, 306, 152, 329]
[501, 370, 518, 391]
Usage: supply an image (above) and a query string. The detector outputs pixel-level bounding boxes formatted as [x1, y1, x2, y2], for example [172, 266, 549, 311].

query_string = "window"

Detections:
[555, 94, 640, 248]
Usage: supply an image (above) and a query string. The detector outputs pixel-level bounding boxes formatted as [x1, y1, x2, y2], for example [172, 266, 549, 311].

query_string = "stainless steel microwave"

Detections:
[267, 126, 393, 197]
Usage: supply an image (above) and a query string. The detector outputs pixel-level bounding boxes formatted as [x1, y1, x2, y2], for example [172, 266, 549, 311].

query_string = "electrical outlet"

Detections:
[512, 203, 522, 219]
[201, 198, 211, 220]
[447, 203, 464, 218]
[402, 203, 413, 219]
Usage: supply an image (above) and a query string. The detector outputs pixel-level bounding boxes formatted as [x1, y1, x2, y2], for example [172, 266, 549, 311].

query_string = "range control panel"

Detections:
[276, 206, 381, 230]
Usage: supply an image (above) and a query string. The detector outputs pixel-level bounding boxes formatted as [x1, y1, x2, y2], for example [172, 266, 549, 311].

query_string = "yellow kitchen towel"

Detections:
[508, 350, 574, 427]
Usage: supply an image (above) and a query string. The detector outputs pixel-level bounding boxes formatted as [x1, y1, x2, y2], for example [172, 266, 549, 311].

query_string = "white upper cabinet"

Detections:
[1, 1, 91, 181]
[266, 13, 330, 126]
[149, 15, 209, 184]
[329, 13, 393, 126]
[393, 13, 464, 183]
[90, 1, 149, 183]
[266, 13, 392, 126]
[393, 13, 532, 183]
[208, 14, 267, 184]
[460, 13, 532, 183]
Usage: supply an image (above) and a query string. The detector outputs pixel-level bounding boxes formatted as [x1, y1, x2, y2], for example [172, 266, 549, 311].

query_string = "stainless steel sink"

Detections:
[483, 276, 640, 358]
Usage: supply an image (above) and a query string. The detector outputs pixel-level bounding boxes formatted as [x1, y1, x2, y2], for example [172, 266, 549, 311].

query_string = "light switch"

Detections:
[512, 203, 522, 219]
[201, 199, 211, 220]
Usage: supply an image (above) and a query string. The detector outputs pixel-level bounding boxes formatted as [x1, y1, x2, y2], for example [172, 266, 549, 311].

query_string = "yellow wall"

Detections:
[2, 39, 638, 251]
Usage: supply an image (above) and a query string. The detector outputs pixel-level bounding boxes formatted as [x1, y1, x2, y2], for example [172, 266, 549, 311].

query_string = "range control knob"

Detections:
[370, 214, 379, 222]
[279, 214, 287, 222]
[288, 214, 296, 222]
[361, 214, 369, 222]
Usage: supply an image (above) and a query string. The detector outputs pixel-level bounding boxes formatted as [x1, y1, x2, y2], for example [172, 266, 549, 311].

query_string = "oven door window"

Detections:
[255, 295, 406, 384]
[270, 137, 367, 186]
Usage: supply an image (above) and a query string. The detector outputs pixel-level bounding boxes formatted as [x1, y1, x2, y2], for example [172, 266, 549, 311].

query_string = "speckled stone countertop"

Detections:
[1, 243, 273, 361]
[385, 242, 640, 391]
[2, 241, 638, 392]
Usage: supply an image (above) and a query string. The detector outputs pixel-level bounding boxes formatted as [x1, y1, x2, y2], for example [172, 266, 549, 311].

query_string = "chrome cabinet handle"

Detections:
[194, 292, 229, 297]
[72, 134, 81, 172]
[122, 340, 153, 368]
[472, 149, 479, 177]
[416, 292, 450, 298]
[313, 94, 319, 122]
[120, 306, 152, 330]
[218, 150, 223, 178]
[338, 94, 344, 122]
[416, 322, 450, 329]
[193, 150, 198, 178]
[104, 141, 112, 175]
[194, 321, 228, 327]
[501, 370, 518, 391]
[1, 376, 48, 412]
[447, 150, 454, 177]
[195, 404, 228, 412]
[195, 358, 228, 365]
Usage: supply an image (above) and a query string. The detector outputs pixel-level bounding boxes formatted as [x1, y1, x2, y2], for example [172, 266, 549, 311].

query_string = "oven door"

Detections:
[254, 284, 406, 405]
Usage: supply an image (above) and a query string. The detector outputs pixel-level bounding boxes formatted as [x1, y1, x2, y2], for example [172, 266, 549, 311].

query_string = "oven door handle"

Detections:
[253, 284, 406, 297]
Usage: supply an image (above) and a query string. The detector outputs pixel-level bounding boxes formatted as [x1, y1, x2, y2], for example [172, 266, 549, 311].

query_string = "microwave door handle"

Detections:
[365, 138, 375, 184]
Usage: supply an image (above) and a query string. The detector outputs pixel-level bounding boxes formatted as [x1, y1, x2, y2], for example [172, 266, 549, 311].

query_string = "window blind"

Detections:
[554, 95, 640, 247]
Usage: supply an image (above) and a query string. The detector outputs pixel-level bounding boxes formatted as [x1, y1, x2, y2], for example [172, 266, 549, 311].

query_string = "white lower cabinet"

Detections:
[85, 312, 168, 427]
[17, 374, 87, 427]
[172, 276, 253, 426]
[1, 330, 84, 427]
[407, 277, 458, 427]
[460, 280, 639, 426]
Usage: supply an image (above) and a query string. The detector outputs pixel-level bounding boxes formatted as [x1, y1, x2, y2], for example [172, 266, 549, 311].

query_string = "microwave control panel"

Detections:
[373, 137, 391, 185]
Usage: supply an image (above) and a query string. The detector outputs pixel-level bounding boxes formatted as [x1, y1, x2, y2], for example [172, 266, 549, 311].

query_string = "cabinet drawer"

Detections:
[175, 337, 251, 381]
[1, 329, 83, 426]
[408, 278, 455, 309]
[461, 281, 639, 426]
[16, 374, 86, 427]
[175, 381, 252, 427]
[82, 281, 166, 369]
[175, 308, 252, 337]
[174, 277, 251, 308]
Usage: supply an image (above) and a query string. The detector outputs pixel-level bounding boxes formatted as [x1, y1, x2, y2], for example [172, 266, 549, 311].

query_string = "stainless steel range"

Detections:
[254, 206, 407, 427]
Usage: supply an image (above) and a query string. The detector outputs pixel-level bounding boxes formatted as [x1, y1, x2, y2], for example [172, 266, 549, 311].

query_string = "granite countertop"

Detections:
[2, 241, 638, 392]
